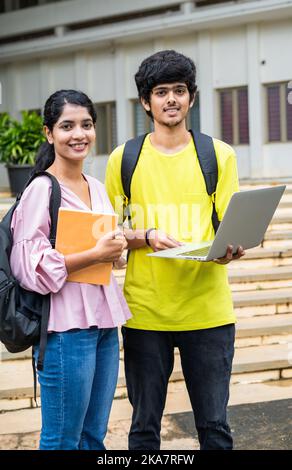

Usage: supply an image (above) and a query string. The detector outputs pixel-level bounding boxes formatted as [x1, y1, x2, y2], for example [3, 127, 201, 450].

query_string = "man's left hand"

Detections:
[213, 245, 245, 265]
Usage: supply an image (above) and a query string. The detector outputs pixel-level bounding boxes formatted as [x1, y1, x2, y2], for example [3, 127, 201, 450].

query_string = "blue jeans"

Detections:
[122, 324, 235, 450]
[34, 327, 119, 450]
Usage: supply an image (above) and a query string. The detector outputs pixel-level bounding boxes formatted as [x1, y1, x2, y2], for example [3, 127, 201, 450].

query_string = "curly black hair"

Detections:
[135, 50, 197, 117]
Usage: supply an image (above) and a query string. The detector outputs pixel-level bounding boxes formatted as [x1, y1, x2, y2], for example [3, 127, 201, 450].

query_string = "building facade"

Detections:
[0, 0, 292, 188]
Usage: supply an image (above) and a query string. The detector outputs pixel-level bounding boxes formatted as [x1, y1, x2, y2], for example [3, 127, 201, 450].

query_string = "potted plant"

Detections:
[0, 111, 45, 196]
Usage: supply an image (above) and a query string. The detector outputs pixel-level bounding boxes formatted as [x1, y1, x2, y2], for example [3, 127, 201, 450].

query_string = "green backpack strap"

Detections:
[121, 130, 220, 233]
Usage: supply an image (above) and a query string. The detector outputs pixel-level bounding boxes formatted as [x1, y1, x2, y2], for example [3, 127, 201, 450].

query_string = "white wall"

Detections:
[263, 144, 292, 178]
[212, 27, 247, 89]
[233, 146, 250, 180]
[124, 42, 155, 99]
[260, 19, 292, 84]
[87, 50, 116, 103]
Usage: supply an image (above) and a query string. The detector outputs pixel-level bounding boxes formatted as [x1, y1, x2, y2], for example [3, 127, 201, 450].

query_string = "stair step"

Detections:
[1, 343, 291, 401]
[1, 378, 292, 438]
[228, 266, 292, 283]
[279, 200, 292, 209]
[2, 313, 292, 364]
[233, 288, 292, 308]
[234, 246, 292, 260]
[239, 180, 292, 189]
[2, 313, 292, 363]
[236, 313, 292, 338]
[233, 343, 290, 374]
[265, 230, 292, 240]
[271, 210, 292, 225]
[228, 246, 292, 271]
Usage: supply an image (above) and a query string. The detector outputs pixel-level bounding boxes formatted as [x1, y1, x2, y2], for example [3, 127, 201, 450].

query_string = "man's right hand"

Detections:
[148, 229, 182, 252]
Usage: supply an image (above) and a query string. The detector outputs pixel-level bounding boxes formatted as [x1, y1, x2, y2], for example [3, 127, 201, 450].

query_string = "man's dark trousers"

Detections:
[122, 323, 235, 450]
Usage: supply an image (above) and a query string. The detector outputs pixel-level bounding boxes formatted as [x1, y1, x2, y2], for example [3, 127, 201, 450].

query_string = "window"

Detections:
[266, 82, 292, 142]
[133, 101, 153, 137]
[19, 0, 39, 8]
[218, 87, 249, 145]
[0, 0, 66, 13]
[186, 92, 200, 132]
[94, 102, 117, 155]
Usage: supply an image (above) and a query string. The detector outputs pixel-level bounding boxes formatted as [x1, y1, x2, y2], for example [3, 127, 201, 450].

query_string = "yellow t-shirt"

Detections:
[105, 134, 239, 331]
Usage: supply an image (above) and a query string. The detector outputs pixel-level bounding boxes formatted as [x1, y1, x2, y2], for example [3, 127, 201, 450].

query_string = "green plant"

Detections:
[0, 111, 45, 166]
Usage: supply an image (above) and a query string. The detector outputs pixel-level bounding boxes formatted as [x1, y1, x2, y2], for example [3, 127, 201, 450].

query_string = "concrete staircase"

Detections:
[1, 182, 292, 417]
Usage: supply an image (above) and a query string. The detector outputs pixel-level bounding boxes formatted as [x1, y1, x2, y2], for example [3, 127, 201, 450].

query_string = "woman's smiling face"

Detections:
[44, 103, 96, 162]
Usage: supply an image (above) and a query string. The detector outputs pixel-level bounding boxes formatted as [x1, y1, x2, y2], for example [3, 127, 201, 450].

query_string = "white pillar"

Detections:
[247, 24, 263, 178]
[40, 59, 51, 106]
[180, 1, 194, 15]
[114, 47, 132, 144]
[55, 25, 68, 38]
[153, 39, 165, 53]
[74, 51, 88, 90]
[198, 31, 214, 135]
[6, 64, 20, 119]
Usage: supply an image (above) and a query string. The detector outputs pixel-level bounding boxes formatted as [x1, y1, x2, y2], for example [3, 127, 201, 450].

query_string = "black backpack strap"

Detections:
[32, 295, 50, 401]
[23, 171, 61, 375]
[189, 130, 220, 233]
[32, 350, 38, 407]
[121, 134, 148, 202]
[24, 171, 61, 247]
[36, 293, 50, 371]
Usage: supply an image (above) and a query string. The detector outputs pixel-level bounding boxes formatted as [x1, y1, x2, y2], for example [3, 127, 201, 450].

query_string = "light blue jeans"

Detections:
[33, 327, 119, 450]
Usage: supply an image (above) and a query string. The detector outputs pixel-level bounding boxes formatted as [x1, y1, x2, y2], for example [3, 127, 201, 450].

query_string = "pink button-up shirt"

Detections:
[10, 174, 131, 332]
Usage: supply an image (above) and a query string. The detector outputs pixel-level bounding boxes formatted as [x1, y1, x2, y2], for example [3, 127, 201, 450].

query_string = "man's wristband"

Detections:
[145, 228, 156, 247]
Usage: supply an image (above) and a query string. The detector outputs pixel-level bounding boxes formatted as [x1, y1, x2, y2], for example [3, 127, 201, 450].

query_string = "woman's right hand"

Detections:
[92, 230, 127, 263]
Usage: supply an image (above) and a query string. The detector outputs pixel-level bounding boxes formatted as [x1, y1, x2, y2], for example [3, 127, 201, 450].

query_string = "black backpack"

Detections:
[121, 130, 220, 233]
[0, 171, 61, 376]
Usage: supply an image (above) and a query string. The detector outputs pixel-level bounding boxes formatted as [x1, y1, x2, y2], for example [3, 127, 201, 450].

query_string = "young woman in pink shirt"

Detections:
[10, 89, 131, 450]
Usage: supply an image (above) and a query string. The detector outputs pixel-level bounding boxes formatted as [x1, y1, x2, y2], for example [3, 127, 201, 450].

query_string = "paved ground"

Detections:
[170, 398, 292, 450]
[0, 398, 291, 450]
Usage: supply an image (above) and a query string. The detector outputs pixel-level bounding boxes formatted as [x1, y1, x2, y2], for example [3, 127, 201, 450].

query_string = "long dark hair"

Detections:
[33, 90, 97, 173]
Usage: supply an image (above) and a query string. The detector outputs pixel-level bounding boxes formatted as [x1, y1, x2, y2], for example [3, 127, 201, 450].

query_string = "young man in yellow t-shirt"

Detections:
[105, 50, 245, 450]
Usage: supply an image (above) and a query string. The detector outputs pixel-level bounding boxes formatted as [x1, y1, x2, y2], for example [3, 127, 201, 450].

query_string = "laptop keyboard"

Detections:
[177, 246, 210, 257]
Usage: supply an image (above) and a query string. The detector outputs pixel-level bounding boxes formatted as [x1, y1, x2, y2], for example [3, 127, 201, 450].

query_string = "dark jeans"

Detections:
[122, 324, 235, 450]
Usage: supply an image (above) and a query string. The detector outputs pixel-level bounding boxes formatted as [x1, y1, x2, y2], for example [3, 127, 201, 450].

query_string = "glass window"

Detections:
[218, 87, 249, 145]
[94, 102, 117, 155]
[266, 82, 292, 143]
[286, 84, 292, 141]
[267, 85, 281, 142]
[133, 101, 153, 137]
[220, 90, 234, 144]
[19, 0, 38, 8]
[187, 92, 200, 132]
[238, 88, 249, 144]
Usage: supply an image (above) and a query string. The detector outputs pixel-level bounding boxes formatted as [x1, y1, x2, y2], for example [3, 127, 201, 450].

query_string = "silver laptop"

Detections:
[147, 185, 286, 261]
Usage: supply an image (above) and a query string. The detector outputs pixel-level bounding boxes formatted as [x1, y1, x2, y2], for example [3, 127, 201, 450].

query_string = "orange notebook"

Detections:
[55, 208, 118, 285]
